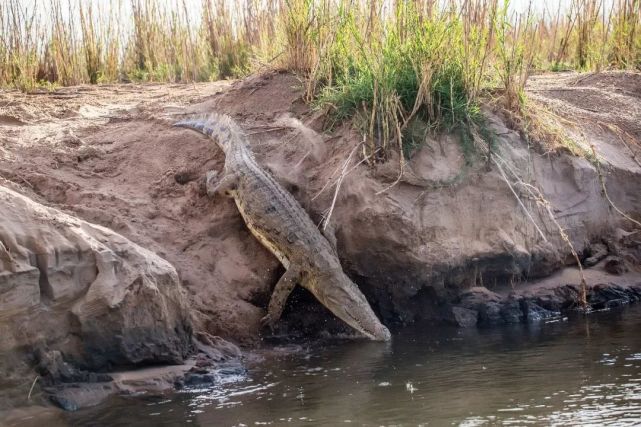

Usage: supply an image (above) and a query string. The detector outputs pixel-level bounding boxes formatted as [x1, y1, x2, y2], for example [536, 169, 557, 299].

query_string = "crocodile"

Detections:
[174, 113, 391, 341]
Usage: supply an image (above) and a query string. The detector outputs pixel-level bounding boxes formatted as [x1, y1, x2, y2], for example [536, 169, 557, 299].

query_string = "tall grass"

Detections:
[0, 0, 263, 90]
[2, 1, 638, 91]
[1, 0, 639, 155]
[282, 0, 639, 158]
[284, 1, 493, 159]
[1, 0, 41, 91]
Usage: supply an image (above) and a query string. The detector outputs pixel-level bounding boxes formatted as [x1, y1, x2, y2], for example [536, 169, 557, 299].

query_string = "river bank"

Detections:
[1, 70, 640, 414]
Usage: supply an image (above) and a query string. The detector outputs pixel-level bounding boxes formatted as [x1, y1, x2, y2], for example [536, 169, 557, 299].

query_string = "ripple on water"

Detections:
[67, 305, 641, 426]
[467, 370, 641, 425]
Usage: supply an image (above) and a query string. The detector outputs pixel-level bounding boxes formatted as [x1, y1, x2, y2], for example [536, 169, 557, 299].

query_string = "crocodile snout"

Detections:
[319, 271, 392, 342]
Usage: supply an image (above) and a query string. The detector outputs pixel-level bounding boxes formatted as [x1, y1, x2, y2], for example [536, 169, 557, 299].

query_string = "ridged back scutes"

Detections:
[173, 112, 248, 153]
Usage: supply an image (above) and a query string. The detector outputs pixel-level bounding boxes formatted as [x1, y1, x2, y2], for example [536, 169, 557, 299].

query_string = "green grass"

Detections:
[295, 1, 492, 160]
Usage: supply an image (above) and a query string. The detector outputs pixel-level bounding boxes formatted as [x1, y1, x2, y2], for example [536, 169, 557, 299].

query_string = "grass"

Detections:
[1, 0, 640, 156]
[282, 0, 634, 160]
[0, 0, 263, 90]
[284, 1, 494, 159]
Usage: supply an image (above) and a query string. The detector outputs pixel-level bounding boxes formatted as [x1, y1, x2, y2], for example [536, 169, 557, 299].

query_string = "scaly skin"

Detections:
[174, 113, 391, 341]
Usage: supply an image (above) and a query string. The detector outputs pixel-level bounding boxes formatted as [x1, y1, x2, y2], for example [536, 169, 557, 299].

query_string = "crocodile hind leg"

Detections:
[206, 170, 238, 197]
[260, 266, 301, 329]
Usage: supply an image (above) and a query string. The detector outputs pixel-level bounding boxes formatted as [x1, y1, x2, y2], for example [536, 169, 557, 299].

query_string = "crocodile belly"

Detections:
[234, 198, 291, 269]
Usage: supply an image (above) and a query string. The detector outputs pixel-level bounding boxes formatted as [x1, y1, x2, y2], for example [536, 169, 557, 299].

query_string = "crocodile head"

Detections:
[313, 269, 391, 341]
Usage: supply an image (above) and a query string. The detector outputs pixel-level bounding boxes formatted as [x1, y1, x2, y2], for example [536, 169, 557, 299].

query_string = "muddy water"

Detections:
[70, 306, 641, 426]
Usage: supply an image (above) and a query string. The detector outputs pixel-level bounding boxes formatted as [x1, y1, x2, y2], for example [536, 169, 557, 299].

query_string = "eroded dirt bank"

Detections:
[1, 71, 641, 413]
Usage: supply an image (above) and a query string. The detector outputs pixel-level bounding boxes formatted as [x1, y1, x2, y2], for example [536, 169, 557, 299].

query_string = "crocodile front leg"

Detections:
[260, 266, 301, 328]
[206, 170, 238, 197]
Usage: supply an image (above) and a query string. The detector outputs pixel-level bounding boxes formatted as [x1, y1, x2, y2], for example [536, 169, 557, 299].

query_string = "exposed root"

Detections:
[591, 145, 641, 230]
[374, 119, 404, 196]
[526, 182, 589, 310]
[312, 138, 379, 202]
[491, 150, 589, 310]
[492, 157, 547, 242]
[321, 141, 361, 231]
[27, 375, 39, 400]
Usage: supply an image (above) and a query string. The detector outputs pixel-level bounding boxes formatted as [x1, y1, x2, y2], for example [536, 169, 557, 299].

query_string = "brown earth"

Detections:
[1, 70, 641, 410]
[0, 184, 193, 363]
[528, 71, 641, 143]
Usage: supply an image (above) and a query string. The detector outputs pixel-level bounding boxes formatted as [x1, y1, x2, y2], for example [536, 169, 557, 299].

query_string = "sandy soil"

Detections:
[0, 73, 320, 342]
[1, 70, 640, 346]
[527, 71, 641, 169]
[528, 72, 641, 139]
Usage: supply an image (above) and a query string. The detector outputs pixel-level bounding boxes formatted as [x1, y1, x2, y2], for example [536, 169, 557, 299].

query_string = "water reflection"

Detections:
[70, 306, 641, 426]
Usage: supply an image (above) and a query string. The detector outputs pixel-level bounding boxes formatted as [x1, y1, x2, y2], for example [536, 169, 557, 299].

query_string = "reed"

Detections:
[0, 0, 639, 155]
[2, 1, 638, 88]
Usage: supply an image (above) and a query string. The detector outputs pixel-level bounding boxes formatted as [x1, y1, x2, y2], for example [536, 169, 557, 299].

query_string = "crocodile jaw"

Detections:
[315, 271, 391, 341]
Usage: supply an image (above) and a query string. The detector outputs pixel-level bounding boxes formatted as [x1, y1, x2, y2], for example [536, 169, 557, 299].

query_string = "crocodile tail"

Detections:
[173, 112, 246, 153]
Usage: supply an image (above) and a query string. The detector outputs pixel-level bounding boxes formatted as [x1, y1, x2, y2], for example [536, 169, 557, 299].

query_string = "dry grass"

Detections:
[1, 1, 638, 89]
[0, 0, 639, 154]
[0, 0, 267, 90]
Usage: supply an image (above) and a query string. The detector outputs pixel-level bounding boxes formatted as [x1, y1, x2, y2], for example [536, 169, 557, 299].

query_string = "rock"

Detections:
[75, 145, 103, 162]
[603, 256, 627, 275]
[36, 350, 112, 384]
[478, 302, 503, 325]
[0, 186, 193, 378]
[520, 300, 559, 322]
[551, 285, 582, 310]
[531, 291, 567, 312]
[459, 287, 503, 308]
[49, 395, 79, 412]
[458, 287, 504, 325]
[524, 282, 641, 313]
[584, 243, 609, 267]
[457, 287, 563, 325]
[36, 350, 79, 383]
[183, 372, 216, 386]
[195, 332, 242, 362]
[500, 299, 523, 324]
[47, 383, 116, 411]
[109, 362, 198, 395]
[448, 306, 478, 328]
[216, 364, 246, 377]
[174, 169, 198, 185]
[177, 360, 246, 390]
[195, 354, 213, 368]
[618, 229, 641, 250]
[589, 284, 639, 309]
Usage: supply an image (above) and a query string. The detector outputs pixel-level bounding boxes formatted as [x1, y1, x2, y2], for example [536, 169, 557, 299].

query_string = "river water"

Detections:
[69, 306, 641, 426]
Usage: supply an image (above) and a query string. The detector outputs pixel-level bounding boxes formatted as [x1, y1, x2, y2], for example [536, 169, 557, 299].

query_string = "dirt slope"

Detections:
[1, 71, 640, 345]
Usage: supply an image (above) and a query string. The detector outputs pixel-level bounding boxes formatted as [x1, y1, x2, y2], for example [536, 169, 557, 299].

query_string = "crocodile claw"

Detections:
[260, 314, 275, 329]
[205, 170, 219, 197]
